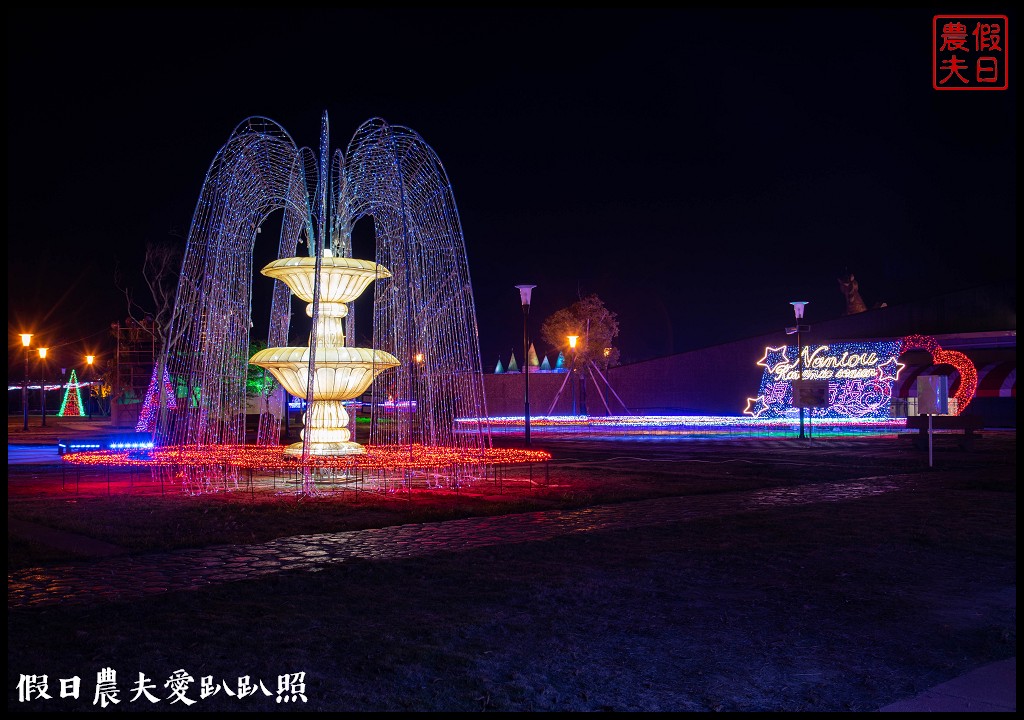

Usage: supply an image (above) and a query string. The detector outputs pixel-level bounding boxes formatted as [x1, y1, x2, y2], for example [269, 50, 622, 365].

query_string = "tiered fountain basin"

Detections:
[250, 252, 400, 456]
[250, 347, 397, 401]
[250, 345, 399, 456]
[255, 255, 390, 307]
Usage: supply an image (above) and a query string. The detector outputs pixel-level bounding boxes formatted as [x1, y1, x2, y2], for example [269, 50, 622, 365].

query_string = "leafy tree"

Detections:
[247, 340, 278, 399]
[540, 293, 620, 369]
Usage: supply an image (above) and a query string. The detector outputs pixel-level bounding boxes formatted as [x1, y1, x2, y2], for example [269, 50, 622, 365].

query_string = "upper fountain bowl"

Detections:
[260, 252, 392, 304]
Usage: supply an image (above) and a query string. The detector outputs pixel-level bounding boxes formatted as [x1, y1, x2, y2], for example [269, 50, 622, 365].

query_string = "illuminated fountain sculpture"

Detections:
[60, 113, 553, 497]
[250, 251, 399, 456]
[146, 112, 495, 456]
[104, 110, 533, 496]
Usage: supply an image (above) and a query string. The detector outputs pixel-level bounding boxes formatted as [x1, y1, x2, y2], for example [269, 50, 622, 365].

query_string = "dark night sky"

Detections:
[7, 7, 1017, 376]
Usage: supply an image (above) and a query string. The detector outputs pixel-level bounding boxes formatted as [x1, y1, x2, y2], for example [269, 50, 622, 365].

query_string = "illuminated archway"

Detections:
[157, 113, 491, 454]
[899, 334, 978, 415]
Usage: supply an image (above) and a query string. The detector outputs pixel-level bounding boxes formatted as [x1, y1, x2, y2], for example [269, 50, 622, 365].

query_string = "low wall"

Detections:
[484, 335, 767, 418]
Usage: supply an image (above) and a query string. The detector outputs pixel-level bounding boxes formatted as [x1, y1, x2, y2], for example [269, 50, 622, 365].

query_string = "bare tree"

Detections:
[115, 239, 182, 342]
[141, 241, 182, 345]
[115, 239, 186, 437]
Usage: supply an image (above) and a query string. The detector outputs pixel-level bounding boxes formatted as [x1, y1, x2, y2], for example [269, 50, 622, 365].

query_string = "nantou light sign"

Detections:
[745, 340, 905, 419]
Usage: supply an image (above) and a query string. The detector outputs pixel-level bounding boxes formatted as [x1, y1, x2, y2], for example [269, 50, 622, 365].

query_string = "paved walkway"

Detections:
[878, 657, 1015, 712]
[9, 476, 906, 609]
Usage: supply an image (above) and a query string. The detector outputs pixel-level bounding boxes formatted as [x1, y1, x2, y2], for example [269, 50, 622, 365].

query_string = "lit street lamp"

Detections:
[567, 334, 579, 416]
[786, 301, 810, 439]
[86, 355, 95, 419]
[38, 347, 48, 428]
[515, 284, 536, 446]
[20, 333, 32, 431]
[413, 352, 424, 444]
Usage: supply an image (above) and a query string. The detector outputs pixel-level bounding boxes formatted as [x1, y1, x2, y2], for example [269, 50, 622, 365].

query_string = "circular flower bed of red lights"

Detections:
[60, 444, 552, 472]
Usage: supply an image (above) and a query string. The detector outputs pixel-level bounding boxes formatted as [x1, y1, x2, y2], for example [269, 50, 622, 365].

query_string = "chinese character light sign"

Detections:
[933, 15, 1008, 90]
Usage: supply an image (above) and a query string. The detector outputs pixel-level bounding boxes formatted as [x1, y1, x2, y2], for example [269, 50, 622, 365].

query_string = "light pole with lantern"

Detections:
[413, 352, 424, 444]
[20, 333, 32, 431]
[567, 334, 579, 416]
[86, 355, 95, 419]
[38, 347, 48, 428]
[786, 301, 810, 439]
[515, 284, 536, 446]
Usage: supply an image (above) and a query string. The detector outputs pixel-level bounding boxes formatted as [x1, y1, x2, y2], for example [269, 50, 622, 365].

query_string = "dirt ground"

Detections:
[6, 428, 1017, 711]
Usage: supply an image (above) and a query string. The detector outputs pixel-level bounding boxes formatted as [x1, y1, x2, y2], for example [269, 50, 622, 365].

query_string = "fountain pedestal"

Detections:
[250, 252, 399, 456]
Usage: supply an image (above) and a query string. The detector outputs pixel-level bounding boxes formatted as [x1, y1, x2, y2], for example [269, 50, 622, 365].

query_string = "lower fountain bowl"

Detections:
[249, 346, 400, 400]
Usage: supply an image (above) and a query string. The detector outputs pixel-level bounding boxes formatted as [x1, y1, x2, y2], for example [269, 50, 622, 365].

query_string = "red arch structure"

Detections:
[898, 334, 979, 415]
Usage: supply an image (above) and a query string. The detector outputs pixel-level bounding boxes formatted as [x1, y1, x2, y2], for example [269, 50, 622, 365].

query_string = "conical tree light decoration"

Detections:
[58, 369, 85, 417]
[135, 364, 178, 432]
[527, 343, 541, 372]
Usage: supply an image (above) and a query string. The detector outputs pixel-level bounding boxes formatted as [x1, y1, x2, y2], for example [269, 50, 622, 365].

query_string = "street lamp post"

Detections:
[579, 349, 587, 416]
[786, 301, 810, 439]
[86, 355, 95, 420]
[413, 352, 424, 444]
[20, 333, 32, 431]
[515, 284, 536, 446]
[567, 335, 579, 416]
[601, 347, 611, 414]
[38, 347, 48, 428]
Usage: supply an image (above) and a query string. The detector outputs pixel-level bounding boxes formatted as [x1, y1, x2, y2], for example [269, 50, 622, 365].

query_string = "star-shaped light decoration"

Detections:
[757, 345, 791, 374]
[743, 395, 770, 418]
[875, 356, 904, 384]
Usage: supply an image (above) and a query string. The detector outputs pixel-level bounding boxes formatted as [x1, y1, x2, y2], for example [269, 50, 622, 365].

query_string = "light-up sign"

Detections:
[745, 340, 905, 419]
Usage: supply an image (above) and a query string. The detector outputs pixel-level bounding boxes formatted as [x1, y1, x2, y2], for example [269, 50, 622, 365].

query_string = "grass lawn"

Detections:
[7, 432, 1016, 711]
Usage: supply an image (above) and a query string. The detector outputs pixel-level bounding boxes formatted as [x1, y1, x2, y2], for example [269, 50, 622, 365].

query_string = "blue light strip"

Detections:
[457, 414, 907, 433]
